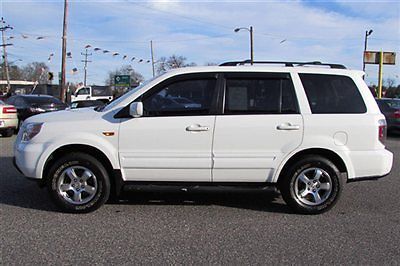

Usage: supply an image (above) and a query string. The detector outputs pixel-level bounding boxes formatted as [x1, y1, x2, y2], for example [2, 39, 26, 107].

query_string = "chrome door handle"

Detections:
[277, 123, 300, 130]
[186, 124, 210, 132]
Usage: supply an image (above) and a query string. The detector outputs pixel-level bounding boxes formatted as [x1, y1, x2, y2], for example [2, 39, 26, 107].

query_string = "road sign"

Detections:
[364, 51, 396, 65]
[114, 75, 130, 87]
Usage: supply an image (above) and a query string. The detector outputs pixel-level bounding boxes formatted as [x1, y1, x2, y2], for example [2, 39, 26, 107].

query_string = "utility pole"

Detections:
[150, 40, 155, 77]
[60, 0, 68, 102]
[81, 48, 92, 87]
[0, 17, 13, 93]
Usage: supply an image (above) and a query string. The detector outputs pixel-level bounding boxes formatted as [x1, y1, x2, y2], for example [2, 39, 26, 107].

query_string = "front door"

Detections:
[212, 73, 303, 182]
[119, 74, 218, 182]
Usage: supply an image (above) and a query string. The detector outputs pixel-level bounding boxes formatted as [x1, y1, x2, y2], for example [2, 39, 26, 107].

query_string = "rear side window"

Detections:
[299, 74, 366, 114]
[224, 77, 299, 114]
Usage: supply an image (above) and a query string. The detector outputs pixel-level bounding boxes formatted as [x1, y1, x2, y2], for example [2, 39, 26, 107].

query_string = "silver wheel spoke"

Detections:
[300, 189, 309, 198]
[314, 169, 323, 180]
[298, 174, 310, 185]
[73, 191, 82, 202]
[319, 182, 331, 191]
[312, 191, 322, 203]
[84, 185, 96, 195]
[66, 168, 78, 180]
[81, 170, 92, 182]
[60, 184, 72, 192]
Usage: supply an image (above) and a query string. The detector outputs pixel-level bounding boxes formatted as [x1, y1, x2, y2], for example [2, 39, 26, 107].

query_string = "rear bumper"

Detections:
[347, 149, 393, 181]
[0, 118, 18, 129]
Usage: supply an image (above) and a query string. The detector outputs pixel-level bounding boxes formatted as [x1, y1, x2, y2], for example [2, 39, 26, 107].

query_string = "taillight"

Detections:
[378, 119, 387, 145]
[2, 107, 17, 114]
[393, 110, 400, 119]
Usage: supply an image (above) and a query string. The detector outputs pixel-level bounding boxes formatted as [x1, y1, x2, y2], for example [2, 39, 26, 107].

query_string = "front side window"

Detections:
[142, 78, 217, 116]
[77, 88, 90, 95]
[224, 77, 299, 114]
[299, 74, 366, 114]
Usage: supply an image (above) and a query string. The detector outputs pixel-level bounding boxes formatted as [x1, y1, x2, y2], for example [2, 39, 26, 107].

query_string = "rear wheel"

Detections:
[47, 153, 110, 213]
[279, 155, 343, 214]
[1, 128, 14, 137]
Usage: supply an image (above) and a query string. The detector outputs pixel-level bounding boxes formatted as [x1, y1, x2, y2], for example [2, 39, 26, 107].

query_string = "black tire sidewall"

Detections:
[281, 156, 342, 214]
[47, 153, 110, 213]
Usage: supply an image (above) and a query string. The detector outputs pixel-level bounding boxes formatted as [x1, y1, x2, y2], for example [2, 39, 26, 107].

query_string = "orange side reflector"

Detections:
[102, 132, 115, 136]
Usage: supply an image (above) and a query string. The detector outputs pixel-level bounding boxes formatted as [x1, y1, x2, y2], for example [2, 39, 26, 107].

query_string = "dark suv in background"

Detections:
[6, 95, 68, 128]
[376, 98, 400, 133]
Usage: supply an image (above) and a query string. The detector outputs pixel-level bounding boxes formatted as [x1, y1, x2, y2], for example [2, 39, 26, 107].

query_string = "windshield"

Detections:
[385, 99, 400, 109]
[99, 77, 157, 112]
[0, 100, 4, 105]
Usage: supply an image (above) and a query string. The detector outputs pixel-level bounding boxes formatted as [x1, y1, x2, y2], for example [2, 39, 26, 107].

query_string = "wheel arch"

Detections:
[41, 144, 123, 196]
[275, 148, 348, 184]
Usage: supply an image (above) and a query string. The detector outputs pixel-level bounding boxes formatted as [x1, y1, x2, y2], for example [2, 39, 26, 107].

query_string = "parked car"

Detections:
[376, 98, 400, 132]
[71, 86, 113, 103]
[14, 60, 393, 214]
[70, 100, 104, 109]
[0, 100, 18, 137]
[6, 94, 68, 127]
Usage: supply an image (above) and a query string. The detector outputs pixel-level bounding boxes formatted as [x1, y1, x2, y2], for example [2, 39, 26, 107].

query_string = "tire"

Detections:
[1, 128, 14, 137]
[279, 155, 343, 214]
[47, 152, 110, 213]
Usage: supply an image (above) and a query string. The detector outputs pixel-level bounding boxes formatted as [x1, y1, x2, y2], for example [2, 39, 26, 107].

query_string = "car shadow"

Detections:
[0, 156, 292, 214]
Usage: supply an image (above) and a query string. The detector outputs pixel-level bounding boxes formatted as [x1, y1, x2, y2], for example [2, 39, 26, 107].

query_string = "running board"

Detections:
[122, 182, 278, 193]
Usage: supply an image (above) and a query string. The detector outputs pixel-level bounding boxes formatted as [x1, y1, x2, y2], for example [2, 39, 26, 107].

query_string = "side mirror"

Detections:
[129, 102, 143, 118]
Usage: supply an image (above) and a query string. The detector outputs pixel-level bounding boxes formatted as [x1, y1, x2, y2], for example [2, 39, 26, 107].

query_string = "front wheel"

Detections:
[47, 153, 110, 213]
[279, 155, 343, 214]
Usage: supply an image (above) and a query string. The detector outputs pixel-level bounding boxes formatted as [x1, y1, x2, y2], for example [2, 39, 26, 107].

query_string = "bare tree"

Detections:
[384, 78, 396, 89]
[156, 55, 196, 74]
[1, 62, 50, 84]
[21, 62, 50, 84]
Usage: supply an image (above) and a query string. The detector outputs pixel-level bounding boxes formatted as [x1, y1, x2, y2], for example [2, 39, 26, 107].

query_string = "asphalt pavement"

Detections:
[1, 134, 399, 264]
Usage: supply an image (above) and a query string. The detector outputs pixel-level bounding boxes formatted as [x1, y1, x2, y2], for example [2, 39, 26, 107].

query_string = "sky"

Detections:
[1, 0, 399, 86]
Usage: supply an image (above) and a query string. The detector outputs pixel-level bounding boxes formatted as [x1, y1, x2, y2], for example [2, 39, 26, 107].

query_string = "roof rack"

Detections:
[219, 60, 347, 69]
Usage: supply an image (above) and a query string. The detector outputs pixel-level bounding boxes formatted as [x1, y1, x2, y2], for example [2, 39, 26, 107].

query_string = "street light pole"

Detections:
[250, 26, 254, 65]
[150, 40, 155, 77]
[234, 26, 254, 65]
[362, 29, 373, 78]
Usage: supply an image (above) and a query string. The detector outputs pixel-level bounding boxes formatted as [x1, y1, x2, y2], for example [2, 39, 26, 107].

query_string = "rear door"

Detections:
[212, 72, 303, 182]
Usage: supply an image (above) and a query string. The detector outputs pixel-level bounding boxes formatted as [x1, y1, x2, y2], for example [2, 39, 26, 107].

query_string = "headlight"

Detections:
[21, 122, 44, 142]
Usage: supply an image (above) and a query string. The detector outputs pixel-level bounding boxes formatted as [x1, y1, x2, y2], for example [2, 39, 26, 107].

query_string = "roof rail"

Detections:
[219, 60, 347, 69]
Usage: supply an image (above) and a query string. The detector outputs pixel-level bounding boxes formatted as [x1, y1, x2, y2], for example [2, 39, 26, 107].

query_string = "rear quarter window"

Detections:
[299, 74, 366, 114]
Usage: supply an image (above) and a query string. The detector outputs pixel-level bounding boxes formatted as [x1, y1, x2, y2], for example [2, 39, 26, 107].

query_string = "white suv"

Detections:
[14, 61, 393, 214]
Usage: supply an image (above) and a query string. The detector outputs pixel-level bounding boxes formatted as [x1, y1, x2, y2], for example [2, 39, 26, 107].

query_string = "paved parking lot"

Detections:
[1, 134, 399, 264]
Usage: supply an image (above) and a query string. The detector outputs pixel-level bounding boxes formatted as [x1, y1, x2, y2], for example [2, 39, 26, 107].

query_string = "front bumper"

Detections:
[14, 141, 47, 179]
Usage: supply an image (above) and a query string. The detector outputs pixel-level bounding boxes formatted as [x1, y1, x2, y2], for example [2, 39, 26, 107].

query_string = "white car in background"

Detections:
[0, 100, 18, 137]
